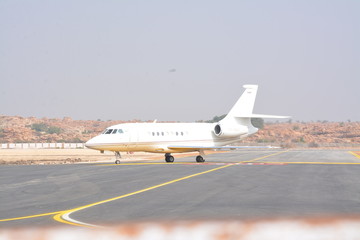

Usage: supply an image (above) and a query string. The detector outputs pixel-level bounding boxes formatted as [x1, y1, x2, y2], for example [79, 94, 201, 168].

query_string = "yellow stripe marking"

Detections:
[242, 150, 290, 163]
[349, 151, 360, 160]
[52, 164, 234, 227]
[52, 212, 94, 228]
[1, 151, 288, 227]
[95, 162, 195, 166]
[97, 151, 289, 166]
[260, 162, 360, 165]
[0, 211, 62, 222]
[53, 150, 289, 227]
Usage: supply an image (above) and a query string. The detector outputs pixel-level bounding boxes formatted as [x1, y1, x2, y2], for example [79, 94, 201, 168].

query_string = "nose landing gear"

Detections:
[115, 151, 121, 164]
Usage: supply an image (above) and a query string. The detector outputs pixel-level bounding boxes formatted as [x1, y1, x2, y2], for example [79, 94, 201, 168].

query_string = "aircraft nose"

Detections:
[85, 137, 97, 149]
[85, 140, 91, 149]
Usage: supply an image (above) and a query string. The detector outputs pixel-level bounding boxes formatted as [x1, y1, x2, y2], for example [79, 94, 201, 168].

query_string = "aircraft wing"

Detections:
[167, 145, 280, 151]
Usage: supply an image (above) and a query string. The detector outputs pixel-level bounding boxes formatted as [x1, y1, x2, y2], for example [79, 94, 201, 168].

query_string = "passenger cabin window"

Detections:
[105, 129, 113, 134]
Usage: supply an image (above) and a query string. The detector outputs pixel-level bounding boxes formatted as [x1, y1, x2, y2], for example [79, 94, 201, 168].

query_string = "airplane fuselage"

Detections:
[85, 122, 254, 153]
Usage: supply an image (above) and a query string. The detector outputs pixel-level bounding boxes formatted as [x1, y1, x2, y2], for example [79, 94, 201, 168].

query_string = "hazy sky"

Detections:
[1, 0, 359, 122]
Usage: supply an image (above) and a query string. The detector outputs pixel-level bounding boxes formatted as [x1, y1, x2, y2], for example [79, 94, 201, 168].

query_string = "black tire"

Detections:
[165, 155, 175, 163]
[196, 155, 205, 163]
[115, 160, 121, 164]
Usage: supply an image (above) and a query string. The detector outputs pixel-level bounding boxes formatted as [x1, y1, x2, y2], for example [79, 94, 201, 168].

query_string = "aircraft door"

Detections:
[128, 127, 138, 151]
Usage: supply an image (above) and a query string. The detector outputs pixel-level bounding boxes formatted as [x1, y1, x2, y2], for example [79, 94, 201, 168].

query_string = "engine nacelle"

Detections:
[213, 124, 248, 138]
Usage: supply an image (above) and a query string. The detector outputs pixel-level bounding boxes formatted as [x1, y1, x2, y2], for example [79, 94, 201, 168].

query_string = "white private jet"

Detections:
[85, 85, 289, 163]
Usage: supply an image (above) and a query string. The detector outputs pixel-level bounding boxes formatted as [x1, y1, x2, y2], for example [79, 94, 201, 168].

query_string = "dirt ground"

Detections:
[0, 149, 221, 165]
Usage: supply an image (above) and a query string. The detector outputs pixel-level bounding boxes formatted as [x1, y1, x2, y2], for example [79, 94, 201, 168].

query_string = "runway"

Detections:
[1, 149, 360, 228]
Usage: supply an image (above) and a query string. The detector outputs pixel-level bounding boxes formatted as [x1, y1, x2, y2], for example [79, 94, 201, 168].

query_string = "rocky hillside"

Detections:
[0, 116, 130, 143]
[0, 116, 359, 148]
[244, 121, 360, 148]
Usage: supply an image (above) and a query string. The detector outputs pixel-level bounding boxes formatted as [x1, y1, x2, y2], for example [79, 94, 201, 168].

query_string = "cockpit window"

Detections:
[105, 129, 113, 134]
[102, 128, 123, 134]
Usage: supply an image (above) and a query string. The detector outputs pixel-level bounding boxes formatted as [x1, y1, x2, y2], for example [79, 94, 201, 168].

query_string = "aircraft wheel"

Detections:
[165, 155, 174, 163]
[115, 160, 121, 164]
[196, 155, 205, 163]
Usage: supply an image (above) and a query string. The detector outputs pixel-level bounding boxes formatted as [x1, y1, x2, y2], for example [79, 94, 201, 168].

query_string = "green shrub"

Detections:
[308, 142, 319, 148]
[0, 128, 5, 138]
[205, 114, 227, 123]
[292, 125, 300, 130]
[30, 123, 48, 132]
[30, 123, 63, 134]
[47, 126, 62, 134]
[251, 118, 264, 129]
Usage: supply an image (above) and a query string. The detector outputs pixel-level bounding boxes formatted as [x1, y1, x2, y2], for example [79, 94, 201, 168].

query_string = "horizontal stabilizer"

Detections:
[235, 114, 290, 119]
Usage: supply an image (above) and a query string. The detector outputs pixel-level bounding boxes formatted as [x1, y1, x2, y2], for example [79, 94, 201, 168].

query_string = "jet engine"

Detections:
[213, 124, 248, 138]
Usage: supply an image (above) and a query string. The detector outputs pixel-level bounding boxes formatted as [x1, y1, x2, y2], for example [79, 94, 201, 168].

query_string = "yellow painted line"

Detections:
[53, 164, 233, 227]
[349, 151, 360, 160]
[53, 212, 93, 228]
[95, 162, 194, 166]
[96, 162, 252, 166]
[95, 151, 229, 166]
[1, 151, 288, 227]
[259, 162, 360, 165]
[53, 150, 289, 228]
[242, 150, 290, 163]
[0, 211, 62, 222]
[96, 150, 289, 166]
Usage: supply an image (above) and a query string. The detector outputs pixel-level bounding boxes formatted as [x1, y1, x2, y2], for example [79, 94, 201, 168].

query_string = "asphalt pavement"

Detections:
[1, 149, 360, 228]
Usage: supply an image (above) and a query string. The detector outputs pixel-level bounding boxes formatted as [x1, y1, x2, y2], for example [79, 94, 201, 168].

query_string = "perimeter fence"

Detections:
[0, 143, 85, 149]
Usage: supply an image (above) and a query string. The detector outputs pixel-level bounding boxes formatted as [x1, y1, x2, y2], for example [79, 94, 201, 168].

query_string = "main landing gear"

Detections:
[165, 153, 174, 163]
[115, 151, 121, 164]
[196, 149, 205, 162]
[196, 155, 205, 163]
[164, 153, 206, 163]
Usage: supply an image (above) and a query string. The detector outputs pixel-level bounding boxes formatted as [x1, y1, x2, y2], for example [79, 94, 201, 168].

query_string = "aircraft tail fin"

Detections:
[225, 85, 259, 119]
[214, 84, 290, 138]
[223, 85, 290, 120]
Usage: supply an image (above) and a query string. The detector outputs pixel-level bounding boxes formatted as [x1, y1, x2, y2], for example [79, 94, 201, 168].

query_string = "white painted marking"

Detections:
[62, 211, 101, 228]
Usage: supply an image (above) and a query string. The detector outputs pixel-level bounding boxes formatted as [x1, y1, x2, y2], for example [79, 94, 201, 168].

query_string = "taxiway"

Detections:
[1, 150, 360, 228]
